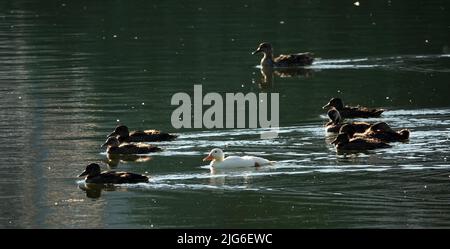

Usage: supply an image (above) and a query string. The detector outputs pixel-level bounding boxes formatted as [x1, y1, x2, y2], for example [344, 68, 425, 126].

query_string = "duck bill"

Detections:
[107, 131, 117, 138]
[202, 154, 214, 161]
[78, 170, 88, 177]
[322, 103, 331, 109]
[252, 49, 261, 55]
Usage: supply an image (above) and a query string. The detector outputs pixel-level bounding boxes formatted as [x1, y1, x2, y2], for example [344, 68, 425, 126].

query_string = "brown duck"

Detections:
[78, 163, 149, 184]
[252, 42, 314, 68]
[323, 98, 384, 118]
[108, 125, 177, 143]
[325, 108, 372, 133]
[101, 137, 162, 154]
[354, 122, 410, 142]
[331, 133, 391, 151]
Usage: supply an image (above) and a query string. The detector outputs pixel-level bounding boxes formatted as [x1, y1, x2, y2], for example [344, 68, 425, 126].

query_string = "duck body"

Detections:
[332, 133, 391, 151]
[203, 148, 273, 169]
[108, 125, 177, 143]
[363, 130, 410, 142]
[341, 122, 410, 143]
[78, 163, 149, 184]
[323, 98, 384, 118]
[338, 107, 384, 119]
[253, 42, 314, 68]
[358, 122, 410, 142]
[107, 143, 161, 154]
[102, 137, 161, 155]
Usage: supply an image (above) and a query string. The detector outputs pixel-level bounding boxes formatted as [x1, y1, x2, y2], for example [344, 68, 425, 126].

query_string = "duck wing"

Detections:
[99, 171, 149, 184]
[340, 106, 384, 118]
[130, 129, 178, 141]
[274, 52, 314, 67]
[114, 143, 161, 154]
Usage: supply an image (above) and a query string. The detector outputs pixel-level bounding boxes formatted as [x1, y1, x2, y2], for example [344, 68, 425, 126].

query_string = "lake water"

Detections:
[1, 0, 450, 228]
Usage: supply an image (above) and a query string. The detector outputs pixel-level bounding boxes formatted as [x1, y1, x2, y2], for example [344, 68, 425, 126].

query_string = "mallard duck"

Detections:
[101, 137, 162, 154]
[203, 148, 274, 169]
[252, 42, 314, 68]
[331, 133, 391, 151]
[325, 108, 372, 133]
[363, 122, 410, 142]
[322, 97, 384, 118]
[78, 163, 149, 184]
[107, 125, 177, 143]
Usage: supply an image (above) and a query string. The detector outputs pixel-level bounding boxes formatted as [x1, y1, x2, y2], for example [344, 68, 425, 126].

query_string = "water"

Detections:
[1, 0, 450, 228]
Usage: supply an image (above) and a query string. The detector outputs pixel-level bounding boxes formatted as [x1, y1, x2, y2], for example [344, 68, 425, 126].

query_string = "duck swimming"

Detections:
[107, 125, 177, 143]
[323, 97, 384, 118]
[341, 122, 410, 142]
[252, 42, 314, 68]
[325, 108, 372, 133]
[101, 137, 162, 154]
[331, 133, 391, 151]
[203, 148, 274, 169]
[78, 163, 149, 184]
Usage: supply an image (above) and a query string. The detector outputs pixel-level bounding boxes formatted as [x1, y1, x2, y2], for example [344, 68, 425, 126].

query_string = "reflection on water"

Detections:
[1, 0, 450, 228]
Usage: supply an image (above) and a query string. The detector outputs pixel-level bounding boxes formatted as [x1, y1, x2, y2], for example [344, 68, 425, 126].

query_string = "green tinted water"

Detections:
[0, 0, 450, 228]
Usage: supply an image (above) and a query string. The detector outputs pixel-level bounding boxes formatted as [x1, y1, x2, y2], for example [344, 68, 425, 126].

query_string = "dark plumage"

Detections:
[252, 42, 314, 68]
[331, 133, 391, 151]
[78, 163, 149, 184]
[322, 98, 384, 118]
[107, 125, 177, 143]
[102, 137, 162, 154]
[325, 108, 372, 133]
[362, 122, 410, 142]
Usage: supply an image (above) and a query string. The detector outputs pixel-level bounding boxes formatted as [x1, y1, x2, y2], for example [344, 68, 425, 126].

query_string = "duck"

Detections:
[252, 42, 314, 68]
[325, 108, 372, 133]
[78, 163, 149, 184]
[360, 122, 410, 142]
[322, 97, 384, 118]
[331, 133, 391, 151]
[101, 137, 162, 154]
[107, 125, 177, 143]
[202, 148, 274, 169]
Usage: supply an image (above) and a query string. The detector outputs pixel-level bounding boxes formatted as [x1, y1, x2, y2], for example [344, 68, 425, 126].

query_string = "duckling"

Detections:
[101, 137, 162, 154]
[364, 122, 410, 142]
[325, 108, 372, 133]
[252, 42, 314, 68]
[78, 163, 149, 184]
[322, 97, 384, 118]
[107, 125, 177, 143]
[331, 133, 391, 151]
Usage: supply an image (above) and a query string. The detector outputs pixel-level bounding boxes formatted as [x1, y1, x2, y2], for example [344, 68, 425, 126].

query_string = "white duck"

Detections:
[202, 148, 274, 169]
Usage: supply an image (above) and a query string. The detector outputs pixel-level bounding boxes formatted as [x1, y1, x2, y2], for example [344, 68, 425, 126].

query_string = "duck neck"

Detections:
[210, 156, 224, 167]
[261, 51, 274, 67]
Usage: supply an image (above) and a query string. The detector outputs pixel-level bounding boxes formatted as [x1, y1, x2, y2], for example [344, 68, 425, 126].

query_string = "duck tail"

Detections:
[268, 161, 276, 165]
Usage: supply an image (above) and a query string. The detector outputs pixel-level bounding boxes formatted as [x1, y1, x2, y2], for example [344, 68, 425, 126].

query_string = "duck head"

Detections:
[339, 124, 356, 138]
[101, 136, 120, 148]
[327, 108, 342, 124]
[203, 148, 225, 162]
[78, 163, 101, 178]
[331, 133, 349, 145]
[323, 98, 344, 110]
[252, 42, 273, 55]
[399, 129, 410, 139]
[107, 125, 130, 138]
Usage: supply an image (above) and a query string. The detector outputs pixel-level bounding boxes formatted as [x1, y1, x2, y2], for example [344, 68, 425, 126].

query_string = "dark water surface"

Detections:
[1, 0, 450, 228]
